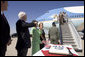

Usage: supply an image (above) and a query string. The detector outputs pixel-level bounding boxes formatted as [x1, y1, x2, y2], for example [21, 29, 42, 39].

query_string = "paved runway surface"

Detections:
[6, 38, 32, 56]
[6, 38, 84, 56]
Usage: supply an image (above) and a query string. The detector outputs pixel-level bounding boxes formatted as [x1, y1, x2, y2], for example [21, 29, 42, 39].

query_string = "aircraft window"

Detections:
[82, 15, 83, 17]
[75, 15, 76, 18]
[81, 15, 82, 17]
[79, 15, 80, 17]
[76, 15, 77, 18]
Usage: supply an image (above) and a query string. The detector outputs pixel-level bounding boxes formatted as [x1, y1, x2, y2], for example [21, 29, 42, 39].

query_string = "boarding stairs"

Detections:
[60, 21, 82, 52]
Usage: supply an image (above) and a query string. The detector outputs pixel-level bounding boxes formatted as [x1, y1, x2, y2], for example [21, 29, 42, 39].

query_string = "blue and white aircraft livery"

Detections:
[36, 6, 84, 34]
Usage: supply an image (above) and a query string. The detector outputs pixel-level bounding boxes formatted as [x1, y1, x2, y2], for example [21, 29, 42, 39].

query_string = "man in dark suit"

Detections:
[16, 12, 36, 56]
[0, 1, 11, 56]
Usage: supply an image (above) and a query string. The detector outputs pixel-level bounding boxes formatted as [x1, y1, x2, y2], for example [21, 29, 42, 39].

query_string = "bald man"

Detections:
[0, 1, 11, 56]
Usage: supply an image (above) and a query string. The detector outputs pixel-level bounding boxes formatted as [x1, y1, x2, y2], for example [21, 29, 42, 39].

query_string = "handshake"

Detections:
[32, 20, 38, 25]
[41, 40, 50, 45]
[34, 22, 38, 24]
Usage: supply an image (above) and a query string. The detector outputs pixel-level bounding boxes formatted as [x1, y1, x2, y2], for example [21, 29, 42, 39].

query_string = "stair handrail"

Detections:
[69, 21, 82, 51]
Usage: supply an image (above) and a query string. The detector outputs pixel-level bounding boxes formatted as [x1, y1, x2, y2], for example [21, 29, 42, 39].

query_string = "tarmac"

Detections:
[6, 37, 84, 56]
[6, 38, 32, 56]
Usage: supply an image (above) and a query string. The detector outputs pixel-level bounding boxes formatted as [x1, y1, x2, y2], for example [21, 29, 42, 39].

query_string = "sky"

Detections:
[4, 1, 84, 34]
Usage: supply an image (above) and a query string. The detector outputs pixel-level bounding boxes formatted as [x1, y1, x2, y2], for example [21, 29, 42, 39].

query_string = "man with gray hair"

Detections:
[0, 1, 11, 56]
[16, 11, 36, 56]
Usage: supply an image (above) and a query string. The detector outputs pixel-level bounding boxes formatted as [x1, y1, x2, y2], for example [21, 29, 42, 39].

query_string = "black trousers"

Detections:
[40, 43, 45, 49]
[17, 48, 28, 56]
[0, 45, 7, 56]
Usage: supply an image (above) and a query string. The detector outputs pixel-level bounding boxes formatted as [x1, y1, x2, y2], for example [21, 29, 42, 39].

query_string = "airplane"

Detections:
[35, 6, 84, 51]
[12, 6, 84, 38]
[36, 6, 84, 35]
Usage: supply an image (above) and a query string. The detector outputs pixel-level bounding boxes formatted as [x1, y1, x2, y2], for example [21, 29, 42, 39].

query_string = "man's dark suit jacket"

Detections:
[0, 14, 11, 46]
[16, 20, 35, 50]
